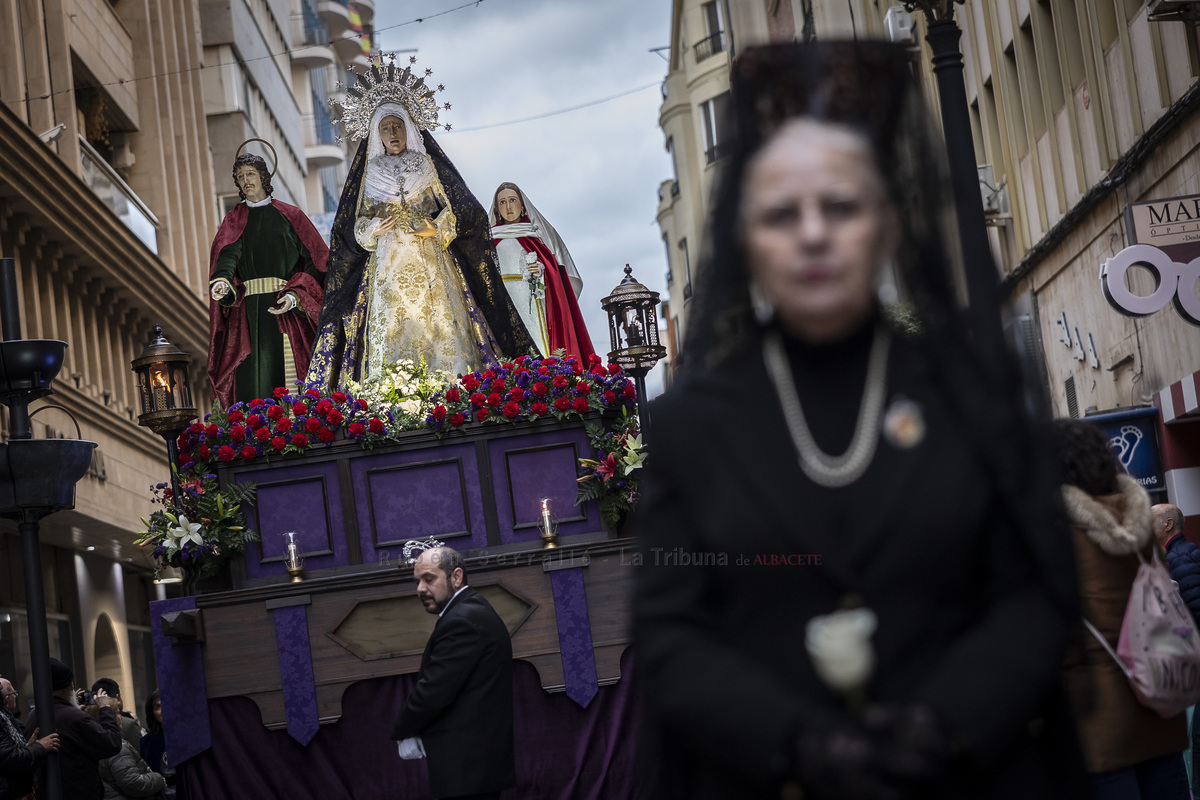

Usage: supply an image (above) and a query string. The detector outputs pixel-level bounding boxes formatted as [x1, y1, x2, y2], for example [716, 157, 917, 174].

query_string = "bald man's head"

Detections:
[413, 547, 466, 614]
[1153, 504, 1186, 549]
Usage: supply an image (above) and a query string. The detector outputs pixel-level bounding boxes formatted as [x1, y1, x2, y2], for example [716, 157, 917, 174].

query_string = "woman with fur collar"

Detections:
[1055, 419, 1189, 799]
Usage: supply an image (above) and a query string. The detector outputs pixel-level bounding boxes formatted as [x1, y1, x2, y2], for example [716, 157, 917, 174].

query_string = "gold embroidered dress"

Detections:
[355, 150, 481, 378]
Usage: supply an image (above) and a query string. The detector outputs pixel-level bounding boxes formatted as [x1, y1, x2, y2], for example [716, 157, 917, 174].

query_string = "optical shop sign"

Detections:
[1101, 194, 1200, 326]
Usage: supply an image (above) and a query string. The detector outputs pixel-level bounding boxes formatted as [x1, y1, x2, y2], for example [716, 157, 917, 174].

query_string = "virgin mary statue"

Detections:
[306, 60, 534, 391]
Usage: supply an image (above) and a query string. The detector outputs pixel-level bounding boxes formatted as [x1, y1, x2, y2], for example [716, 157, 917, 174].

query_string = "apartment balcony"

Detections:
[331, 29, 367, 65]
[355, 0, 374, 24]
[317, 0, 352, 36]
[292, 4, 335, 68]
[693, 31, 726, 63]
[79, 137, 159, 253]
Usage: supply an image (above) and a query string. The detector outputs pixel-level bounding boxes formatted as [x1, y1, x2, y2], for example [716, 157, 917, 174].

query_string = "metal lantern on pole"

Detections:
[131, 326, 196, 504]
[600, 265, 666, 439]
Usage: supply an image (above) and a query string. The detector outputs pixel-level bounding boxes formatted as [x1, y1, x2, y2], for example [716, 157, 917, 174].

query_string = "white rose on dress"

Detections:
[805, 607, 878, 692]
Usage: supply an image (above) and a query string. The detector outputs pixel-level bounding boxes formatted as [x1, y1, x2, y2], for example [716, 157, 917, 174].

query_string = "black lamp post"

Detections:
[0, 258, 97, 800]
[904, 0, 1006, 356]
[600, 265, 667, 440]
[131, 326, 196, 506]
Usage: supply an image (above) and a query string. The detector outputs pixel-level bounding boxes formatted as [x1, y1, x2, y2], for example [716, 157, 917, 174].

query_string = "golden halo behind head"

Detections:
[235, 138, 278, 177]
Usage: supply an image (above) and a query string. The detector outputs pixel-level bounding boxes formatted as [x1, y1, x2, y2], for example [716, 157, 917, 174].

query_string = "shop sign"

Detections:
[1101, 194, 1200, 326]
[1085, 407, 1166, 493]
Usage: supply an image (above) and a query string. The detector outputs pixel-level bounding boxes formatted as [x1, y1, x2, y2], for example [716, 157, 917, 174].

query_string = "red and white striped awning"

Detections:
[1157, 368, 1200, 425]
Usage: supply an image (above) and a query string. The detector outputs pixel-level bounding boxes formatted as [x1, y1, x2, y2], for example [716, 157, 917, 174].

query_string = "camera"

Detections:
[78, 690, 95, 706]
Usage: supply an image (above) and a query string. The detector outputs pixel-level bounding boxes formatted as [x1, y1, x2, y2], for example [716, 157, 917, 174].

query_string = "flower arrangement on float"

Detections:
[134, 471, 260, 580]
[163, 352, 643, 532]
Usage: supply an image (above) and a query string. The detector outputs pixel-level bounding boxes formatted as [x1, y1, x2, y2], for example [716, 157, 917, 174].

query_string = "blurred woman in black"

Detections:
[633, 42, 1085, 800]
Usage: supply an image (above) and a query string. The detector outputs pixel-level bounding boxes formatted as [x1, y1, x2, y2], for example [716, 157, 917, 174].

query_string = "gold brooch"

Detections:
[882, 396, 925, 449]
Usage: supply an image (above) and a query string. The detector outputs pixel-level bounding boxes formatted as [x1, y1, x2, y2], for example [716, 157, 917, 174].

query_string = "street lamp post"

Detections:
[904, 0, 1006, 356]
[600, 265, 667, 442]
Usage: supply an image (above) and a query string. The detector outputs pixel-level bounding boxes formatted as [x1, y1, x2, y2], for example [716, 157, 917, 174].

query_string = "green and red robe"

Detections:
[207, 199, 330, 407]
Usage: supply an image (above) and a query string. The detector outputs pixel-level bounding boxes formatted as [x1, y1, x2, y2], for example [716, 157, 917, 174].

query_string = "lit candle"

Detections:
[151, 368, 169, 410]
[541, 499, 553, 534]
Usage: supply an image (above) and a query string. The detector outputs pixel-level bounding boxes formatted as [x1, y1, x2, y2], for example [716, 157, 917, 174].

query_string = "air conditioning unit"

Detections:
[978, 164, 1006, 217]
[884, 6, 916, 46]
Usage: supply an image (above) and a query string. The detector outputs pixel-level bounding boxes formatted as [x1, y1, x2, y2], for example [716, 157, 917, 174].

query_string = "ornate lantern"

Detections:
[600, 265, 667, 436]
[132, 326, 196, 513]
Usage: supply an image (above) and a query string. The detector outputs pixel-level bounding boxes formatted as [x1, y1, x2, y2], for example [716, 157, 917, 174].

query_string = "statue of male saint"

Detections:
[207, 152, 330, 406]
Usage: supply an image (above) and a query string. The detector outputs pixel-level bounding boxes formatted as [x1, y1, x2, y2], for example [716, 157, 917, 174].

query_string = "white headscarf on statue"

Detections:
[361, 102, 434, 206]
[489, 185, 583, 297]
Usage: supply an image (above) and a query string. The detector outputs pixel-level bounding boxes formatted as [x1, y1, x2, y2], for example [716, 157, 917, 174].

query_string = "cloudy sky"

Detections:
[372, 0, 673, 395]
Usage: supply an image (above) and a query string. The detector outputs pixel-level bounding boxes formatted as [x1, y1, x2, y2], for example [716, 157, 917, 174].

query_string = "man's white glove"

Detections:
[397, 736, 426, 760]
[268, 292, 298, 315]
[210, 279, 232, 301]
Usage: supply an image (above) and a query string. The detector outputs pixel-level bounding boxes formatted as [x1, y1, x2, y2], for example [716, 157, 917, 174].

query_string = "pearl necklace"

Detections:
[762, 326, 891, 488]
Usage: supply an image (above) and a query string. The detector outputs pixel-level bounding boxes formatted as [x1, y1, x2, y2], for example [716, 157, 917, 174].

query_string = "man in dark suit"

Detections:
[392, 546, 515, 800]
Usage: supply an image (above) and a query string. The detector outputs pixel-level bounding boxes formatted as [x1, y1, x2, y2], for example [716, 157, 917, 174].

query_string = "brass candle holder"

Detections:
[284, 531, 305, 582]
[539, 497, 558, 549]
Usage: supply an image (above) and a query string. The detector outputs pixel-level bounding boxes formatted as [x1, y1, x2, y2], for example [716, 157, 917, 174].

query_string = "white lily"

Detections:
[168, 514, 205, 550]
[622, 435, 646, 473]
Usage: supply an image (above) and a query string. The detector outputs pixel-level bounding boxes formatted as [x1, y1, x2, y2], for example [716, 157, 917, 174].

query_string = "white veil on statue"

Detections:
[361, 102, 433, 206]
[489, 185, 583, 297]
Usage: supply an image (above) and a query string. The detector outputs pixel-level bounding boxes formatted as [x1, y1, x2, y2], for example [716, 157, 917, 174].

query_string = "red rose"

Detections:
[486, 393, 502, 407]
[229, 425, 246, 442]
[502, 362, 515, 371]
[589, 365, 607, 377]
[189, 421, 203, 434]
[571, 361, 584, 375]
[275, 418, 293, 433]
[348, 422, 365, 436]
[503, 401, 520, 419]
[249, 398, 264, 408]
[450, 412, 465, 427]
[315, 399, 334, 415]
[291, 433, 309, 448]
[587, 353, 603, 367]
[554, 397, 570, 411]
[198, 444, 210, 459]
[538, 367, 550, 376]
[445, 388, 460, 403]
[608, 363, 623, 375]
[462, 375, 480, 392]
[531, 401, 549, 417]
[543, 357, 558, 366]
[470, 392, 487, 408]
[218, 445, 235, 462]
[240, 445, 257, 460]
[293, 402, 308, 416]
[305, 417, 323, 433]
[576, 381, 592, 394]
[273, 387, 288, 398]
[572, 398, 590, 413]
[305, 388, 321, 399]
[552, 375, 568, 389]
[317, 428, 335, 443]
[603, 391, 616, 405]
[355, 398, 369, 410]
[491, 378, 507, 393]
[332, 391, 348, 403]
[368, 418, 385, 434]
[246, 414, 262, 429]
[327, 409, 344, 425]
[255, 427, 271, 442]
[205, 424, 219, 439]
[482, 369, 496, 380]
[179, 453, 193, 466]
[531, 382, 548, 397]
[509, 387, 524, 402]
[267, 405, 284, 421]
[271, 436, 286, 452]
[475, 408, 489, 422]
[516, 355, 529, 364]
[228, 409, 245, 423]
[432, 405, 447, 421]
[623, 383, 636, 399]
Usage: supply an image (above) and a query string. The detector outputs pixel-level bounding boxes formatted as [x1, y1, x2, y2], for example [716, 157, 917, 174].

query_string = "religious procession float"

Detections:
[129, 54, 665, 799]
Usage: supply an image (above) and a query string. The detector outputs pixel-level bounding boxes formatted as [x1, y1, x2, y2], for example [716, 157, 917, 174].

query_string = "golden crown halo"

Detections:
[332, 53, 453, 143]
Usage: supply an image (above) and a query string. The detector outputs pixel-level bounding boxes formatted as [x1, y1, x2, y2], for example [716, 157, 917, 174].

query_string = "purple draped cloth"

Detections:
[150, 597, 212, 764]
[176, 652, 643, 800]
[274, 604, 320, 745]
[550, 568, 600, 708]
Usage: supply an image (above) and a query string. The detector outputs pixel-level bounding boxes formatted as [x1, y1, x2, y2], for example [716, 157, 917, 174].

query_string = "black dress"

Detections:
[633, 322, 1086, 799]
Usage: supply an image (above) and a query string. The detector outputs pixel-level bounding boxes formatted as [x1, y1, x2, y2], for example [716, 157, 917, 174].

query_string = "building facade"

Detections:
[657, 0, 1200, 534]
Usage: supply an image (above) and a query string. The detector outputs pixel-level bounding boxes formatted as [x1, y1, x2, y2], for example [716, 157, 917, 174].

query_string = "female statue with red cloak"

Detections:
[489, 183, 595, 360]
